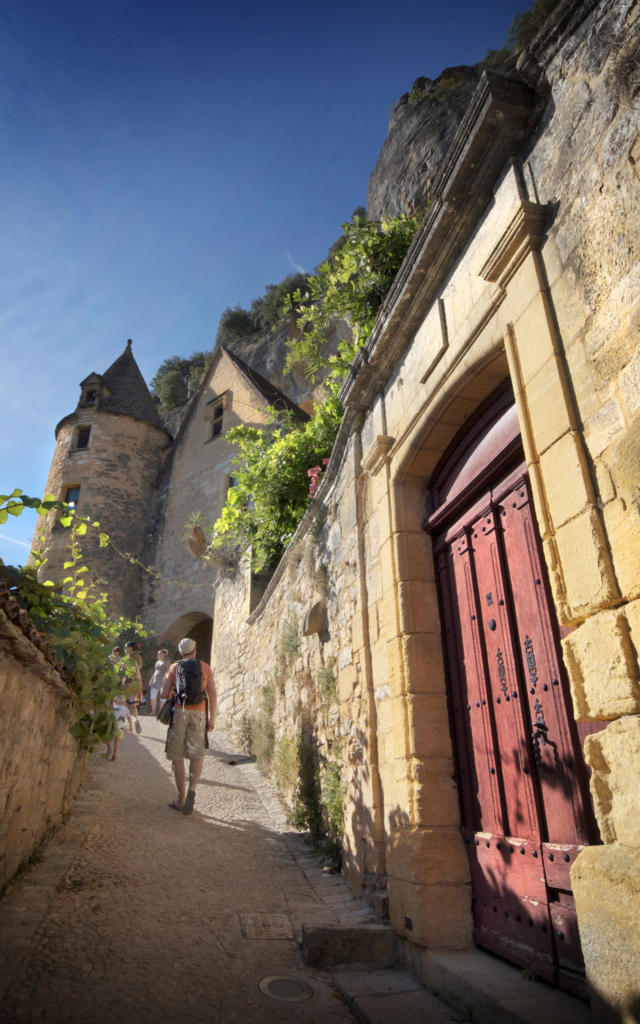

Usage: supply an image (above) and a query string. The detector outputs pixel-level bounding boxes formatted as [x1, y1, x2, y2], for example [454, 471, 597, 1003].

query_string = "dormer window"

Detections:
[207, 393, 229, 440]
[74, 426, 91, 450]
[82, 388, 97, 406]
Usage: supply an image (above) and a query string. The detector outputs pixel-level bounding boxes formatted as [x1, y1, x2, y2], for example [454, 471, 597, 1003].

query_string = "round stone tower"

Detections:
[34, 340, 172, 620]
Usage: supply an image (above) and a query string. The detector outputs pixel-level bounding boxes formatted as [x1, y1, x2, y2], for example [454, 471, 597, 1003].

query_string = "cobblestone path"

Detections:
[0, 717, 365, 1024]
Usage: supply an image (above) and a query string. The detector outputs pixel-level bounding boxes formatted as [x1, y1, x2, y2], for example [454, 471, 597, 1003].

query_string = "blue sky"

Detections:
[1, 0, 523, 565]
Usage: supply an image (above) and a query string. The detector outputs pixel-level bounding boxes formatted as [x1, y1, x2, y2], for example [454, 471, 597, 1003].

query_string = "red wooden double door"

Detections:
[430, 392, 598, 994]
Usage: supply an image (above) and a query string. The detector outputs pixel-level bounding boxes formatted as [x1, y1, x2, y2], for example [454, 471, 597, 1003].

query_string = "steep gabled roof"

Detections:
[220, 345, 309, 422]
[96, 340, 168, 433]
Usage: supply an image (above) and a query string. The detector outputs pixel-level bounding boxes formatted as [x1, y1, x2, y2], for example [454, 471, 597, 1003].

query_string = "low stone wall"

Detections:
[0, 601, 86, 891]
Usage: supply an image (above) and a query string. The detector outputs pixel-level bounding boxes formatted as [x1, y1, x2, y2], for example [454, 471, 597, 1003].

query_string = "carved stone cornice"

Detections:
[361, 435, 395, 476]
[480, 200, 549, 287]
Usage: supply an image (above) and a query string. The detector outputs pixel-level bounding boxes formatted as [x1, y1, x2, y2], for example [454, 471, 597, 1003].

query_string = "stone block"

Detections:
[392, 478, 430, 533]
[562, 608, 640, 720]
[511, 291, 557, 385]
[595, 460, 616, 505]
[337, 664, 358, 704]
[388, 877, 471, 949]
[539, 431, 593, 529]
[411, 757, 460, 827]
[584, 716, 640, 845]
[554, 508, 619, 616]
[401, 633, 448, 696]
[619, 347, 640, 420]
[524, 354, 574, 456]
[390, 530, 435, 585]
[386, 826, 469, 886]
[407, 692, 454, 759]
[603, 498, 640, 602]
[571, 844, 640, 1024]
[585, 398, 626, 459]
[397, 580, 441, 635]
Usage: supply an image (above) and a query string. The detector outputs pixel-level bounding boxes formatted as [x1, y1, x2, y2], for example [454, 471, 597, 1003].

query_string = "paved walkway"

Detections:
[0, 717, 374, 1024]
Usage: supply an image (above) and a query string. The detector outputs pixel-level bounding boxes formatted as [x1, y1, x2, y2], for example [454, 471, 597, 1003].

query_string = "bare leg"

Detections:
[111, 736, 121, 761]
[172, 760, 186, 808]
[188, 757, 203, 791]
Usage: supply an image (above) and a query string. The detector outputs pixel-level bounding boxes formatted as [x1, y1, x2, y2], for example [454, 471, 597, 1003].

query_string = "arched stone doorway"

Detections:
[162, 611, 213, 663]
[426, 382, 598, 994]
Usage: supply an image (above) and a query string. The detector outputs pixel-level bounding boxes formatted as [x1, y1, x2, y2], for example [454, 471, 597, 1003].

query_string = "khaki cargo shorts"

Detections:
[165, 708, 207, 761]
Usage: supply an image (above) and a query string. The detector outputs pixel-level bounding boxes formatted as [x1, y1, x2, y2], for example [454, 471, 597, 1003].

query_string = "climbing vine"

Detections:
[0, 490, 146, 750]
[207, 211, 421, 572]
[283, 209, 421, 384]
[207, 396, 343, 572]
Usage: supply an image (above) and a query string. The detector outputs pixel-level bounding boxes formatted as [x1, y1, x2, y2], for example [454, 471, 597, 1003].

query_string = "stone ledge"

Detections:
[403, 947, 594, 1024]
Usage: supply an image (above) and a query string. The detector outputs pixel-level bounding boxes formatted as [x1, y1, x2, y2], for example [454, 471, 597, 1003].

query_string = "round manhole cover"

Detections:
[258, 975, 314, 1002]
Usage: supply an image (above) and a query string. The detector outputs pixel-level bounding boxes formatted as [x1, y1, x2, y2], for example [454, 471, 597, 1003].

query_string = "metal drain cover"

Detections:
[240, 913, 293, 939]
[258, 975, 313, 1002]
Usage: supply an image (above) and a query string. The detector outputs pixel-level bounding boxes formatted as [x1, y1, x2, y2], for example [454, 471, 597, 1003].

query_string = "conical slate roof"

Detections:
[94, 340, 167, 433]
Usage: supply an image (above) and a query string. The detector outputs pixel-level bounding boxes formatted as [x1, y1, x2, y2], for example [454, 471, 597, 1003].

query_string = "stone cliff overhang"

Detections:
[339, 70, 541, 418]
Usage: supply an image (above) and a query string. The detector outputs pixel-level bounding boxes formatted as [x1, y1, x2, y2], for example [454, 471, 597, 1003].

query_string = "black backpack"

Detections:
[175, 658, 205, 706]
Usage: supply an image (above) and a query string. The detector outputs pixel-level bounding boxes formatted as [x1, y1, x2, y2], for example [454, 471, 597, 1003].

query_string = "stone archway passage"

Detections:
[162, 611, 213, 661]
[428, 385, 599, 996]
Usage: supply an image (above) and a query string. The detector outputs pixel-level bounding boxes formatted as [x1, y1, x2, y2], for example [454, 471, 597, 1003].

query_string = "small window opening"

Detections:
[64, 485, 80, 511]
[210, 400, 224, 439]
[82, 389, 97, 406]
[75, 426, 91, 450]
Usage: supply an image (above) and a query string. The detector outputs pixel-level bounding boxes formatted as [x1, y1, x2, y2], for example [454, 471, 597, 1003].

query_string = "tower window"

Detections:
[82, 388, 97, 406]
[64, 485, 80, 510]
[209, 399, 224, 439]
[74, 426, 91, 450]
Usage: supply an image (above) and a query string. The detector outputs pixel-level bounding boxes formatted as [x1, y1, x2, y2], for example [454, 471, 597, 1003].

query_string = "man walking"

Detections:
[161, 637, 216, 815]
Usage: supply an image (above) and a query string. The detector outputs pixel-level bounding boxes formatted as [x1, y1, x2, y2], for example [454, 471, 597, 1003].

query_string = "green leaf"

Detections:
[6, 503, 23, 516]
[0, 509, 7, 524]
[75, 522, 87, 536]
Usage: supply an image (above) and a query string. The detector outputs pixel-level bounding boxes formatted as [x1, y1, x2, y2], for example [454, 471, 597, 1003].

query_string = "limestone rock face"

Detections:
[367, 67, 481, 220]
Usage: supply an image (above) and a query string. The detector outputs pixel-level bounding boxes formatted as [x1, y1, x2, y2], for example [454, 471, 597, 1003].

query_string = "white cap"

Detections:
[178, 637, 196, 655]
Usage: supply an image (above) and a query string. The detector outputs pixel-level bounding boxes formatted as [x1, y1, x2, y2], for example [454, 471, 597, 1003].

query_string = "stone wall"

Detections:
[0, 601, 86, 891]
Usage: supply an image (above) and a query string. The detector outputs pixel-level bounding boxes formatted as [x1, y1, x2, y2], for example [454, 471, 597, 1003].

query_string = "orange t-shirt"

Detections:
[165, 659, 213, 713]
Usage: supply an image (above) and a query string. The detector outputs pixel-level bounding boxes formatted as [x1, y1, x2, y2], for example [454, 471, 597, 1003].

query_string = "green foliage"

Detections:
[273, 733, 299, 796]
[507, 0, 559, 49]
[247, 683, 276, 769]
[284, 210, 421, 384]
[279, 616, 300, 661]
[321, 758, 345, 840]
[151, 351, 213, 413]
[215, 305, 255, 348]
[290, 730, 323, 838]
[208, 394, 343, 572]
[317, 656, 337, 706]
[250, 273, 309, 332]
[0, 491, 146, 751]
